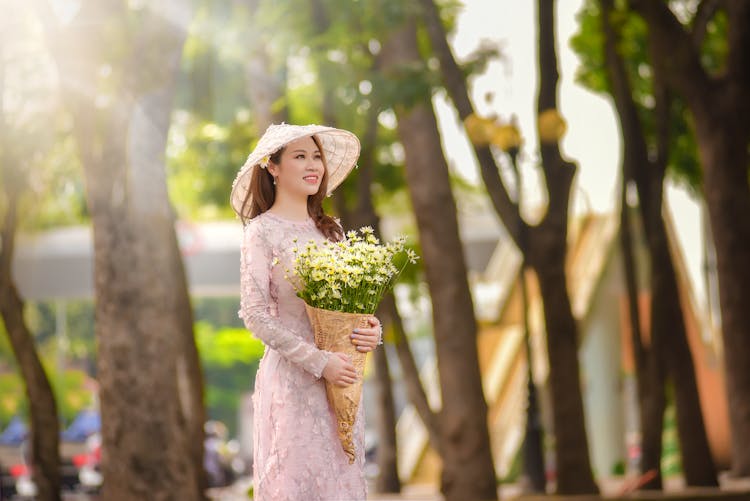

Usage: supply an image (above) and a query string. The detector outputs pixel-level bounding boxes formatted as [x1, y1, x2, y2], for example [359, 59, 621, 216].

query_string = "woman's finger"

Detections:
[353, 328, 378, 338]
[353, 337, 372, 348]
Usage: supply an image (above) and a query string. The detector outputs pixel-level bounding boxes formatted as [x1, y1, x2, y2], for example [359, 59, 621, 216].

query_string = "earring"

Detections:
[273, 177, 277, 185]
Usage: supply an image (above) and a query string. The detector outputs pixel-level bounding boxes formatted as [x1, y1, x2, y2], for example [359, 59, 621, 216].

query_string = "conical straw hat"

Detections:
[230, 123, 360, 220]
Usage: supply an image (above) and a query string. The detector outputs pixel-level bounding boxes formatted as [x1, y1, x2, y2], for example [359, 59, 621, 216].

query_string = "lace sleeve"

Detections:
[239, 220, 330, 379]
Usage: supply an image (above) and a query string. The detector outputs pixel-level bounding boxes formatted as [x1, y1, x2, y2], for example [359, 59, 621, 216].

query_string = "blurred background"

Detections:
[1, 0, 749, 500]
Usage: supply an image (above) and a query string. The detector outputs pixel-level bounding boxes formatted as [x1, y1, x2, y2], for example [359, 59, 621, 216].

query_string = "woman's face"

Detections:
[268, 136, 325, 199]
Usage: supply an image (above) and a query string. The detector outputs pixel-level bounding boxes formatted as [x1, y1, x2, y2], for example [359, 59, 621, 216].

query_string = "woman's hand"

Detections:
[322, 352, 358, 387]
[350, 316, 382, 353]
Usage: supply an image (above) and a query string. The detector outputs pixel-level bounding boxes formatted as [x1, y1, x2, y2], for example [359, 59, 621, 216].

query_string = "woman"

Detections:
[230, 123, 382, 500]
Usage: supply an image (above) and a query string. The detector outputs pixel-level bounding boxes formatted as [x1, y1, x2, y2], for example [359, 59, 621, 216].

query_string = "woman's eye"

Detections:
[296, 154, 305, 159]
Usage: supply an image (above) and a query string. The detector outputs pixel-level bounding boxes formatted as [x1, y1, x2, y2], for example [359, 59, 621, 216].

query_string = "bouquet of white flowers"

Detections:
[292, 226, 417, 313]
[290, 226, 417, 462]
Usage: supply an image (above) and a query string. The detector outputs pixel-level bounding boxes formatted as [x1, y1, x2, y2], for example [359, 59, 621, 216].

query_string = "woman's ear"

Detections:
[267, 162, 279, 178]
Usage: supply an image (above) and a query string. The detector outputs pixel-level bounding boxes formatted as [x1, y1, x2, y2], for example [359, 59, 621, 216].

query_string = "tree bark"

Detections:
[35, 1, 207, 498]
[380, 20, 498, 501]
[629, 0, 750, 476]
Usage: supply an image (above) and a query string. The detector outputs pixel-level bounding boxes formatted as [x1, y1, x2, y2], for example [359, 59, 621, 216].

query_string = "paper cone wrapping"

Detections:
[304, 303, 371, 464]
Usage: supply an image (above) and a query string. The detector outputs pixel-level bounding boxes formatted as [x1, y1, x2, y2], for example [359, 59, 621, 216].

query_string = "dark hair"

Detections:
[240, 135, 343, 241]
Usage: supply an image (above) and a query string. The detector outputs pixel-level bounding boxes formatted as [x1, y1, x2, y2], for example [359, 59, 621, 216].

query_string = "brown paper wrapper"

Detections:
[304, 303, 371, 464]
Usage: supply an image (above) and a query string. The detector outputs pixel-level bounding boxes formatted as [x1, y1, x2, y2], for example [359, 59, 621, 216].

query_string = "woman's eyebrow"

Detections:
[291, 148, 321, 154]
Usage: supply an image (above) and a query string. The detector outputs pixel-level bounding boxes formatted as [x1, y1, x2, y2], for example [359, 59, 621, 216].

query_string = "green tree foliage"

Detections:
[0, 372, 25, 424]
[0, 294, 265, 436]
[167, 0, 433, 224]
[23, 301, 94, 357]
[167, 113, 256, 220]
[571, 0, 708, 191]
[0, 302, 95, 425]
[0, 9, 87, 231]
[49, 369, 94, 424]
[195, 321, 264, 435]
[0, 368, 94, 426]
[0, 300, 96, 425]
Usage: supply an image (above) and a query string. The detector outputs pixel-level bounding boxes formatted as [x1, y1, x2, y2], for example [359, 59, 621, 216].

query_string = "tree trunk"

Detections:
[332, 114, 405, 491]
[0, 200, 62, 501]
[603, 0, 718, 486]
[695, 117, 750, 476]
[629, 1, 750, 475]
[528, 1, 599, 494]
[372, 344, 401, 492]
[619, 178, 667, 491]
[650, 210, 717, 486]
[519, 264, 546, 493]
[171, 232, 208, 495]
[36, 1, 207, 498]
[0, 40, 61, 501]
[619, 170, 667, 492]
[638, 357, 667, 489]
[381, 293, 441, 453]
[380, 21, 498, 501]
[604, 0, 664, 486]
[529, 230, 597, 494]
[419, 0, 598, 492]
[641, 157, 717, 488]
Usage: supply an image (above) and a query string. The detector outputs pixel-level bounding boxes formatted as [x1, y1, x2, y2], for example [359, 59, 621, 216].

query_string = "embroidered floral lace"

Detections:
[239, 212, 366, 501]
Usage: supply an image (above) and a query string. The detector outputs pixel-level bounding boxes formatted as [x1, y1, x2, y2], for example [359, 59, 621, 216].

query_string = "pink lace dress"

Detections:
[239, 211, 366, 501]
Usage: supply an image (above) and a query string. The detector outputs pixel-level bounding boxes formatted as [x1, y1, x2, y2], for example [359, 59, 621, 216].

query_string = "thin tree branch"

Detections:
[601, 0, 647, 373]
[601, 0, 652, 208]
[535, 0, 576, 232]
[652, 62, 671, 174]
[417, 0, 524, 246]
[0, 194, 18, 276]
[381, 294, 442, 455]
[356, 100, 442, 451]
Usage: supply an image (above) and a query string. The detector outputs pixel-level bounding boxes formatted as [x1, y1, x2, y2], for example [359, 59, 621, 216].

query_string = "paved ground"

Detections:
[4, 473, 745, 500]
[205, 474, 750, 501]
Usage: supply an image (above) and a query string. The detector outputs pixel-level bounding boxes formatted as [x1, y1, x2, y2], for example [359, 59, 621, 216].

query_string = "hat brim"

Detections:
[230, 125, 360, 220]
